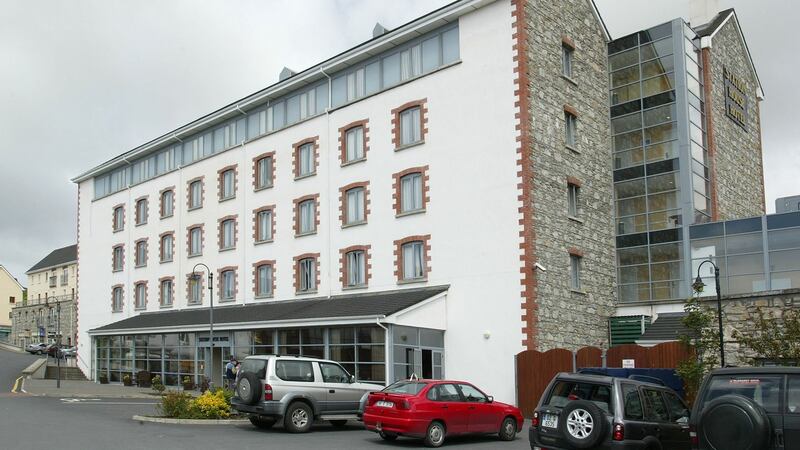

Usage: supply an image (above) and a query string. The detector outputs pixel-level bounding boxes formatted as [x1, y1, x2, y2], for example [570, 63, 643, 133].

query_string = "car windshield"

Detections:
[383, 380, 429, 395]
[700, 375, 782, 413]
[545, 380, 614, 413]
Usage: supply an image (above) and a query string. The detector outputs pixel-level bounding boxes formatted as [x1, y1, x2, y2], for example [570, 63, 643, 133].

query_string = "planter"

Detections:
[99, 375, 109, 384]
[182, 382, 194, 391]
[123, 375, 133, 386]
[137, 370, 152, 388]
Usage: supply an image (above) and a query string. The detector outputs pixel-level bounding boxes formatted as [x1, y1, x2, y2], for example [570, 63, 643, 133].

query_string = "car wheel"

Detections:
[698, 394, 770, 450]
[379, 431, 398, 441]
[284, 402, 313, 433]
[498, 416, 517, 441]
[558, 400, 605, 449]
[236, 372, 261, 405]
[329, 420, 347, 428]
[249, 416, 276, 430]
[423, 421, 446, 448]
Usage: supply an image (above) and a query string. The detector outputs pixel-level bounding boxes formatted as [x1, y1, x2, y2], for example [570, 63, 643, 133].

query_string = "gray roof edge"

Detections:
[26, 244, 78, 274]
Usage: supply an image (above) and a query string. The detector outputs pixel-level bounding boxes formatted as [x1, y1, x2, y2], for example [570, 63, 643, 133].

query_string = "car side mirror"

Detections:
[349, 375, 356, 384]
[487, 396, 494, 403]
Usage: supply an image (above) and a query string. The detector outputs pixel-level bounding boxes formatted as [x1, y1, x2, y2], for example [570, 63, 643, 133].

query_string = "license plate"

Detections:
[542, 414, 558, 428]
[375, 401, 394, 408]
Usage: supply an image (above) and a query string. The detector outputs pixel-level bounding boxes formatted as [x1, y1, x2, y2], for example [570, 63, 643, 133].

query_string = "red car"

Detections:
[362, 379, 524, 447]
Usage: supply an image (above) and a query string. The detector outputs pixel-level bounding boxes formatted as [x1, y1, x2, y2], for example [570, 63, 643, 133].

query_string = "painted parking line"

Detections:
[59, 398, 158, 405]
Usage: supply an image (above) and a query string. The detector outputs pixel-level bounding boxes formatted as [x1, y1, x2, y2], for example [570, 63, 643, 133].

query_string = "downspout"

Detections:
[321, 69, 333, 298]
[375, 316, 390, 385]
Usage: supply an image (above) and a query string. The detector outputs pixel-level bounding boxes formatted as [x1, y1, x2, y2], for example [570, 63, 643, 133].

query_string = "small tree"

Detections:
[676, 296, 720, 405]
[732, 307, 800, 364]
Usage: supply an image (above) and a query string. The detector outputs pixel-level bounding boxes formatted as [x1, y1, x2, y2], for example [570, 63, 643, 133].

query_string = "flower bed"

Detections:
[158, 388, 233, 420]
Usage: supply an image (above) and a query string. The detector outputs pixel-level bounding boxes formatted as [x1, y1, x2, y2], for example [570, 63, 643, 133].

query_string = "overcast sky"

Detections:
[1, 0, 796, 284]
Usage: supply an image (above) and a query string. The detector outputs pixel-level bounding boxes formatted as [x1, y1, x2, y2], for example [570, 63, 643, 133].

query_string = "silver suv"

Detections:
[231, 355, 380, 433]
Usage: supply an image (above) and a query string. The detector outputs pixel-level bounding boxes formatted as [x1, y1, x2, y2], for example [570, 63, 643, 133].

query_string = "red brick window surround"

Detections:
[293, 194, 320, 237]
[159, 276, 175, 308]
[217, 266, 239, 302]
[111, 285, 124, 312]
[112, 204, 125, 232]
[392, 166, 430, 216]
[187, 177, 205, 210]
[159, 232, 175, 263]
[186, 273, 204, 305]
[217, 215, 238, 251]
[134, 238, 148, 268]
[112, 244, 124, 272]
[564, 105, 578, 149]
[339, 245, 371, 289]
[187, 224, 204, 257]
[253, 205, 276, 244]
[252, 260, 276, 298]
[135, 196, 148, 226]
[294, 253, 320, 294]
[134, 281, 148, 310]
[160, 187, 175, 218]
[393, 235, 431, 283]
[562, 35, 575, 79]
[391, 99, 428, 149]
[293, 136, 319, 179]
[218, 165, 238, 201]
[252, 152, 275, 191]
[339, 181, 370, 227]
[338, 119, 369, 165]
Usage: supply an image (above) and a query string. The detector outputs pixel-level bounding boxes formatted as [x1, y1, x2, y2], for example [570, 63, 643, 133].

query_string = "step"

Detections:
[45, 367, 87, 381]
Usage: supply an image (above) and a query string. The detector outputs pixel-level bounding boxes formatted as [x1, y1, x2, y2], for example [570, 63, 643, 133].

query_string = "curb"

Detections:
[132, 415, 249, 425]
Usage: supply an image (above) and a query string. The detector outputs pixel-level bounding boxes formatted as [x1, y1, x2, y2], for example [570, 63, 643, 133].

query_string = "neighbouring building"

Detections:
[0, 265, 24, 342]
[11, 245, 78, 348]
[72, 0, 615, 402]
[776, 195, 800, 213]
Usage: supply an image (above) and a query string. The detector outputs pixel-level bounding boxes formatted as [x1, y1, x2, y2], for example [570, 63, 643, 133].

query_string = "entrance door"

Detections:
[198, 345, 230, 389]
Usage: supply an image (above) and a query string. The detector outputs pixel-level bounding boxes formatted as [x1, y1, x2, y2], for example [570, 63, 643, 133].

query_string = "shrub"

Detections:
[189, 390, 230, 419]
[209, 386, 233, 407]
[158, 391, 193, 418]
[151, 375, 165, 394]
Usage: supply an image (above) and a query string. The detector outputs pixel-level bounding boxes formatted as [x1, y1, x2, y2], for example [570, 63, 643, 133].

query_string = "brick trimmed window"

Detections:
[160, 232, 174, 263]
[391, 99, 428, 149]
[160, 187, 175, 218]
[253, 152, 275, 191]
[294, 253, 320, 294]
[134, 238, 148, 267]
[112, 205, 125, 232]
[393, 166, 429, 216]
[564, 105, 578, 149]
[253, 206, 275, 243]
[112, 244, 124, 272]
[562, 36, 575, 78]
[134, 281, 147, 310]
[159, 277, 174, 307]
[186, 273, 204, 305]
[187, 177, 204, 210]
[187, 224, 204, 257]
[293, 194, 320, 236]
[111, 285, 124, 312]
[135, 197, 148, 226]
[217, 266, 238, 302]
[218, 215, 238, 251]
[339, 245, 371, 288]
[218, 165, 238, 201]
[293, 137, 319, 179]
[252, 260, 275, 298]
[394, 235, 431, 283]
[339, 182, 370, 226]
[338, 120, 369, 165]
[567, 178, 581, 218]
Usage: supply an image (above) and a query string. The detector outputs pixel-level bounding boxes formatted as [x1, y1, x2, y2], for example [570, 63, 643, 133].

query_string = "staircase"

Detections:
[45, 366, 87, 381]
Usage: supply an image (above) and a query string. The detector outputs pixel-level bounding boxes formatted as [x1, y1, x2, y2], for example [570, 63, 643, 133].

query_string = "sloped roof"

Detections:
[0, 265, 25, 291]
[638, 313, 691, 342]
[26, 244, 78, 274]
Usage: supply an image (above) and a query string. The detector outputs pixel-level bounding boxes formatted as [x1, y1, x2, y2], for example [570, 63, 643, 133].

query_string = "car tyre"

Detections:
[379, 431, 398, 441]
[249, 416, 276, 430]
[499, 416, 517, 441]
[284, 402, 313, 434]
[424, 421, 446, 448]
[236, 372, 261, 405]
[329, 420, 347, 428]
[698, 394, 771, 450]
[558, 400, 605, 449]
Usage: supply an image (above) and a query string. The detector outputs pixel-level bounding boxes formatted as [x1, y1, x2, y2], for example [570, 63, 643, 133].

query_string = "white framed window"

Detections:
[400, 44, 422, 81]
[257, 265, 273, 297]
[112, 246, 123, 271]
[345, 188, 365, 225]
[400, 107, 422, 146]
[135, 241, 146, 267]
[221, 219, 235, 250]
[113, 206, 124, 231]
[161, 190, 174, 217]
[221, 169, 235, 200]
[189, 180, 203, 209]
[160, 234, 173, 262]
[256, 156, 273, 189]
[347, 251, 366, 287]
[135, 283, 146, 309]
[565, 112, 577, 148]
[402, 241, 425, 280]
[160, 280, 173, 307]
[257, 210, 273, 242]
[136, 199, 147, 225]
[345, 126, 365, 162]
[298, 200, 316, 234]
[562, 44, 573, 78]
[112, 287, 123, 311]
[299, 258, 316, 292]
[346, 67, 365, 102]
[189, 227, 202, 256]
[400, 173, 423, 213]
[189, 277, 202, 304]
[221, 270, 235, 300]
[297, 143, 315, 177]
[570, 254, 582, 290]
[568, 183, 580, 217]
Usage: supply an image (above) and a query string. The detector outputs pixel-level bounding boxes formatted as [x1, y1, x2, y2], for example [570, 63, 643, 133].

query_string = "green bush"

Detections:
[209, 386, 233, 407]
[151, 375, 165, 394]
[189, 390, 230, 419]
[158, 391, 193, 418]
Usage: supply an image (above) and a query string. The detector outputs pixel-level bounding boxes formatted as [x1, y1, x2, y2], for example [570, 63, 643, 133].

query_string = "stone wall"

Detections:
[10, 297, 77, 349]
[524, 0, 616, 350]
[706, 18, 765, 220]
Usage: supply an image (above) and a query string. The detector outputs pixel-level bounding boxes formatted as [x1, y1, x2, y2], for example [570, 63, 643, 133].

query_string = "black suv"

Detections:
[689, 367, 800, 450]
[529, 372, 691, 449]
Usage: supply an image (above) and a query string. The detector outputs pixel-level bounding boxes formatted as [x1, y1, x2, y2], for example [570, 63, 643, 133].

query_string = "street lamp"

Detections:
[192, 263, 214, 383]
[692, 259, 725, 367]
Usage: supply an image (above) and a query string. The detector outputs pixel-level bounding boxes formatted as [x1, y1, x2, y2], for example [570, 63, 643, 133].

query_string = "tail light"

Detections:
[395, 399, 412, 410]
[264, 383, 273, 401]
[367, 395, 379, 406]
[532, 411, 540, 427]
[612, 423, 624, 441]
[690, 424, 699, 448]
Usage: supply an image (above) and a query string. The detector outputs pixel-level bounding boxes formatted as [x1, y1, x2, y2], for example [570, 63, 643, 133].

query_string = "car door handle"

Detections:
[329, 389, 335, 394]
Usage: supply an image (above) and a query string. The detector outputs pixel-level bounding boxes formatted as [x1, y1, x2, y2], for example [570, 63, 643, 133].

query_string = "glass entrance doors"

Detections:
[197, 333, 230, 389]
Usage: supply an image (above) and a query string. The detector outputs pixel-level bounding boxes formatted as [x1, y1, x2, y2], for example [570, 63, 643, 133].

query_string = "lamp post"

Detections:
[692, 259, 725, 367]
[192, 263, 214, 383]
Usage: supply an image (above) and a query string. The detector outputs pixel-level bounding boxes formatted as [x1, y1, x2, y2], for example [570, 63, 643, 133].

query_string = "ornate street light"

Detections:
[692, 259, 725, 367]
[191, 263, 214, 382]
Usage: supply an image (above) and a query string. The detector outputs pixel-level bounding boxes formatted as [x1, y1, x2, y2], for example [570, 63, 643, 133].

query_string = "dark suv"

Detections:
[689, 367, 800, 450]
[529, 372, 691, 449]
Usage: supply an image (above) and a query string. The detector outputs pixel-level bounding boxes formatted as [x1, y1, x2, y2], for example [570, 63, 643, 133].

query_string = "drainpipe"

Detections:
[321, 69, 333, 297]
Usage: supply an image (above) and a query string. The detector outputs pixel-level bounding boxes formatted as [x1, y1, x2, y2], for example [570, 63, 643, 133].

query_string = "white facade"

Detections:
[76, 0, 528, 403]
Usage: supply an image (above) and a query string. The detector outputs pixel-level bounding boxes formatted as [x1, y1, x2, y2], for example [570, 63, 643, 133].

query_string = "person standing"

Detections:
[225, 356, 236, 390]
